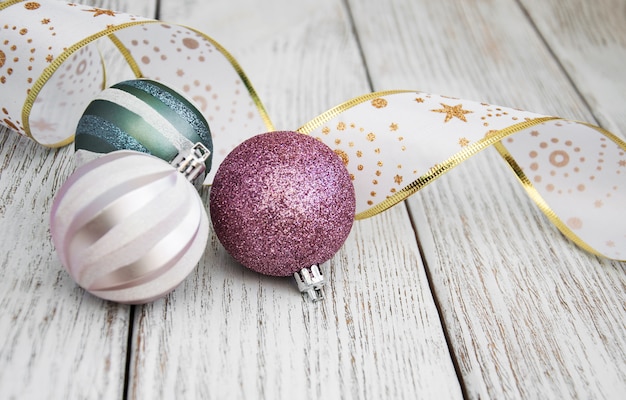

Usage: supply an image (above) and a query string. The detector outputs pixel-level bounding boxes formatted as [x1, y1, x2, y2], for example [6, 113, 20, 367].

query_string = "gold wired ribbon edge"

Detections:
[298, 91, 625, 261]
[297, 91, 561, 220]
[0, 0, 274, 147]
[4, 0, 623, 260]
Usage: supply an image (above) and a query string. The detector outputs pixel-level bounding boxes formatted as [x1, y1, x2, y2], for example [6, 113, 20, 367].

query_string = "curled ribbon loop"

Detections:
[298, 91, 625, 260]
[1, 1, 624, 261]
[0, 0, 272, 151]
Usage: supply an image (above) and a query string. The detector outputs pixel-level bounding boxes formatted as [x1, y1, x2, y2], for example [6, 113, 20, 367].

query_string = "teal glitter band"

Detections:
[75, 115, 150, 154]
[75, 79, 213, 169]
[116, 80, 213, 148]
[79, 99, 179, 162]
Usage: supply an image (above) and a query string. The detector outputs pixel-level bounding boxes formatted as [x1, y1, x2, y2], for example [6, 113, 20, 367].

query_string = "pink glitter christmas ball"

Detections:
[209, 131, 355, 276]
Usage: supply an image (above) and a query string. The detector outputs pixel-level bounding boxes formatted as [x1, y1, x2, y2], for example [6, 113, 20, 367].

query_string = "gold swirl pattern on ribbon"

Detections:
[298, 91, 625, 261]
[1, 1, 624, 261]
[0, 0, 272, 163]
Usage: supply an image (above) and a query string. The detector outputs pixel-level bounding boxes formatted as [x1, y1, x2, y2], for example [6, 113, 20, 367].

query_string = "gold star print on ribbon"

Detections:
[83, 8, 116, 17]
[298, 91, 625, 261]
[431, 103, 473, 123]
[0, 0, 624, 261]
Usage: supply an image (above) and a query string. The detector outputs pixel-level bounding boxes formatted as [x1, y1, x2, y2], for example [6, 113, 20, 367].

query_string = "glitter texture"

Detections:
[75, 79, 213, 168]
[209, 131, 356, 276]
[75, 114, 150, 154]
[117, 79, 213, 148]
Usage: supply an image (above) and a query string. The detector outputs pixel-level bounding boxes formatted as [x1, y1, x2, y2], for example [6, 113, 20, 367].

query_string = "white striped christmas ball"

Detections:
[50, 151, 209, 304]
[74, 79, 213, 169]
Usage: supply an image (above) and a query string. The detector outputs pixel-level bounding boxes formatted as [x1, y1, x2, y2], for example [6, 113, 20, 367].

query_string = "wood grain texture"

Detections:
[0, 132, 129, 400]
[0, 1, 156, 399]
[519, 0, 626, 135]
[129, 198, 462, 399]
[159, 0, 372, 129]
[348, 0, 626, 398]
[1, 0, 624, 399]
[129, 0, 462, 399]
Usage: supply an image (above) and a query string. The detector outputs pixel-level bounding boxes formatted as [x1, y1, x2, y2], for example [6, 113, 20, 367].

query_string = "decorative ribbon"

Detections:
[1, 0, 624, 261]
[0, 0, 271, 149]
[297, 92, 625, 260]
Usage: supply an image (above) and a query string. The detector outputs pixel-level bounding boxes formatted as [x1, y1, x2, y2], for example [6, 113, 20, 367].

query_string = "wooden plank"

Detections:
[128, 0, 462, 398]
[4, 0, 622, 398]
[0, 1, 157, 398]
[519, 0, 626, 136]
[348, 0, 626, 398]
[0, 132, 129, 400]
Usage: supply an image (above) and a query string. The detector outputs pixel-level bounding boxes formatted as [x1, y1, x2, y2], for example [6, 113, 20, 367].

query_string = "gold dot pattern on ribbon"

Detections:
[1, 4, 623, 261]
[507, 121, 623, 201]
[302, 91, 542, 214]
[298, 90, 625, 260]
[24, 2, 40, 11]
[114, 23, 269, 181]
[29, 45, 104, 143]
[0, 1, 270, 152]
[0, 0, 143, 142]
[371, 98, 388, 108]
[500, 119, 625, 259]
[334, 149, 349, 166]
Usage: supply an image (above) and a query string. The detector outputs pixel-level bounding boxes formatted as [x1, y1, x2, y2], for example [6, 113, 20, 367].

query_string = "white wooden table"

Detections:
[1, 0, 625, 398]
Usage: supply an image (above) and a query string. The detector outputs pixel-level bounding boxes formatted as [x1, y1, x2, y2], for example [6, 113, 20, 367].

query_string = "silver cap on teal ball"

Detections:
[75, 79, 212, 170]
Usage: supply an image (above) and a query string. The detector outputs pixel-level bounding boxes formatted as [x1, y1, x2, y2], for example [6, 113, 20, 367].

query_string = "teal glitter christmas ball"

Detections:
[74, 79, 212, 168]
